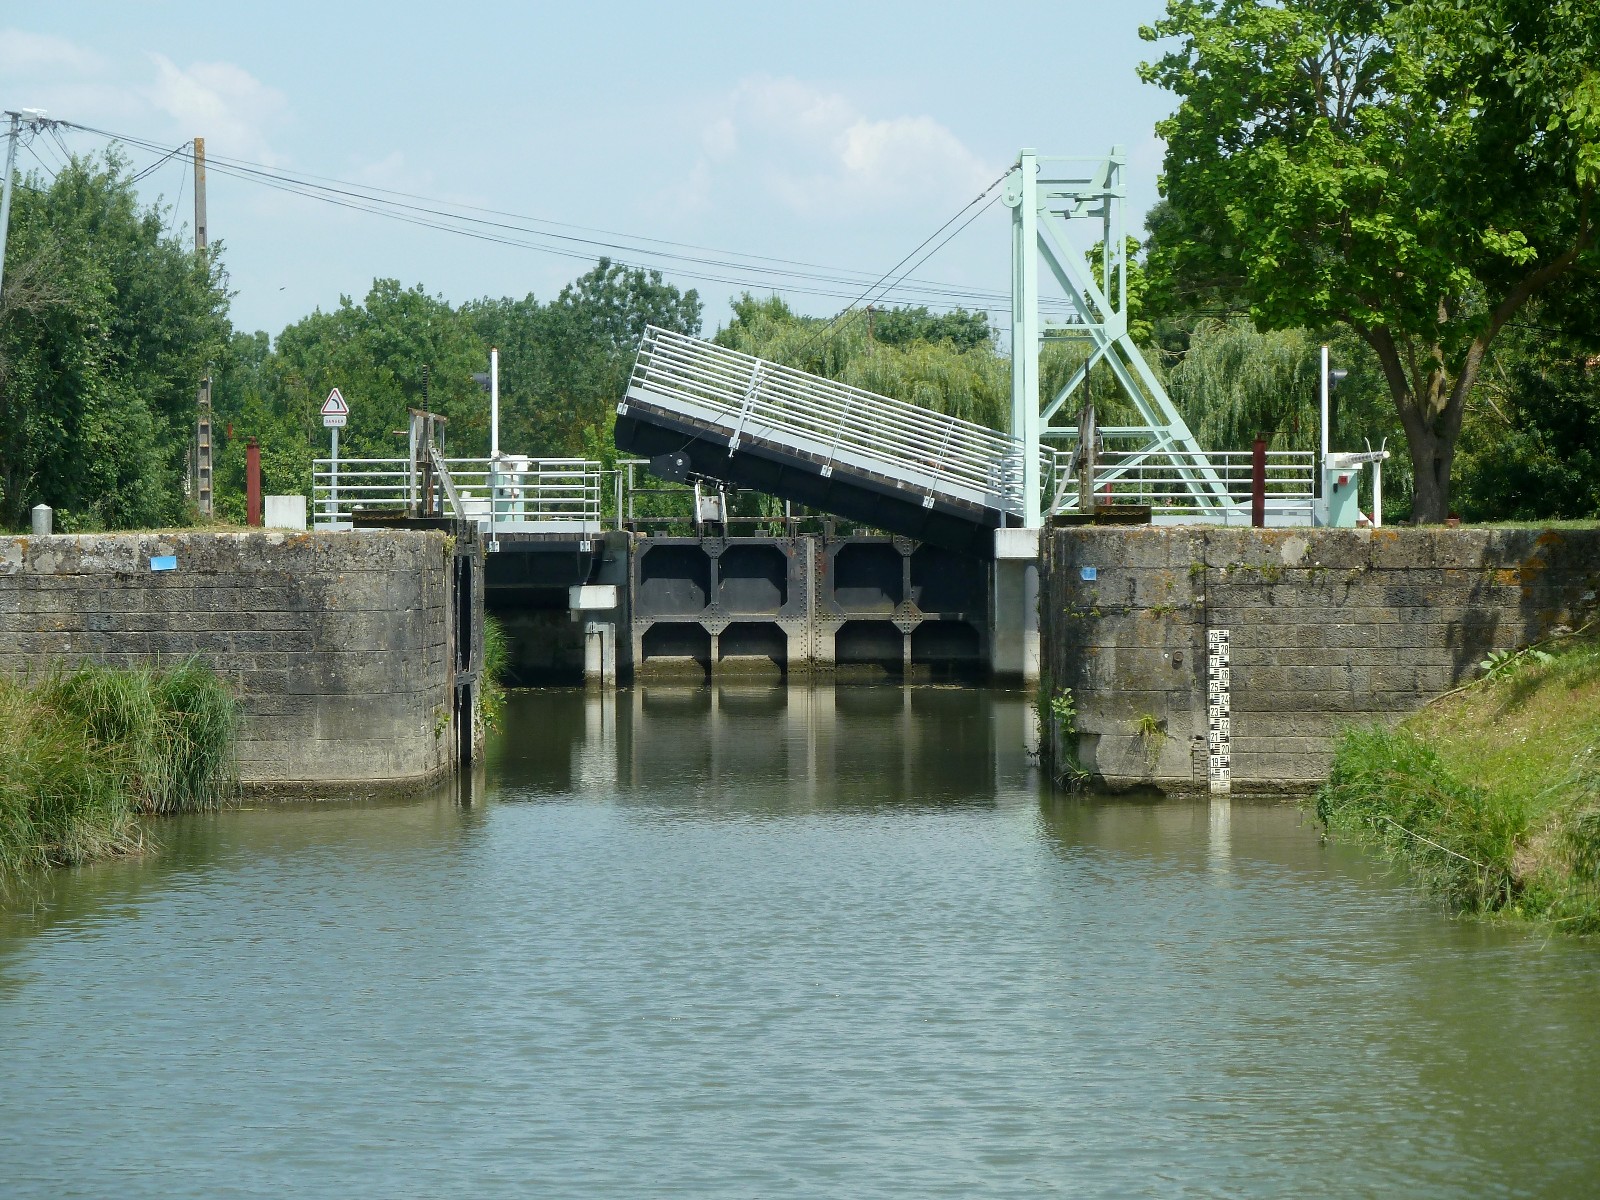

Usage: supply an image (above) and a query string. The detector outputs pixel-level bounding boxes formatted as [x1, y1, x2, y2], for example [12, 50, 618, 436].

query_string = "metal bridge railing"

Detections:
[628, 326, 1033, 515]
[1052, 448, 1315, 524]
[313, 456, 604, 533]
[443, 458, 603, 532]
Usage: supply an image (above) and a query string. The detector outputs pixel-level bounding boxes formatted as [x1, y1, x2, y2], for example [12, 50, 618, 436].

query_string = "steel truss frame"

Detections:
[1005, 147, 1229, 525]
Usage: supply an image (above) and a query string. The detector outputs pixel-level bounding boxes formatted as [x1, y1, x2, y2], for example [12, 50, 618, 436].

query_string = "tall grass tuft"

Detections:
[478, 615, 511, 732]
[1317, 726, 1526, 913]
[1316, 630, 1600, 933]
[0, 659, 238, 890]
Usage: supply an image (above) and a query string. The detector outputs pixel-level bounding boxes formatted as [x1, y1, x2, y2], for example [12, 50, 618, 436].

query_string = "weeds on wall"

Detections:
[1038, 682, 1090, 791]
[477, 615, 510, 733]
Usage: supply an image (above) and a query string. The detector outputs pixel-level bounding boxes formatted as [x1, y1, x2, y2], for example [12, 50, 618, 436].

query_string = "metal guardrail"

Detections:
[313, 456, 604, 533]
[626, 326, 1046, 516]
[1054, 448, 1316, 524]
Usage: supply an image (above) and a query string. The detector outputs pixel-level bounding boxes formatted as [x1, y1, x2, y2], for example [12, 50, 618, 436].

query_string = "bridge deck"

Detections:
[615, 328, 1041, 557]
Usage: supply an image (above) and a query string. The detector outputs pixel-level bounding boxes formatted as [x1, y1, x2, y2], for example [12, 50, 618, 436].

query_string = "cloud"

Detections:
[701, 117, 737, 161]
[145, 54, 288, 162]
[0, 29, 289, 167]
[0, 28, 105, 76]
[671, 76, 992, 220]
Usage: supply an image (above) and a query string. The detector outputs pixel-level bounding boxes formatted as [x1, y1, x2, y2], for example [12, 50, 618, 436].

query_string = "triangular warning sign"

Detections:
[321, 388, 349, 416]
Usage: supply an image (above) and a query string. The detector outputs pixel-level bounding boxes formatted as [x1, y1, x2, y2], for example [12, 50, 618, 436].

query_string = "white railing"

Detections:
[1052, 448, 1315, 525]
[626, 326, 1043, 516]
[444, 458, 603, 532]
[313, 456, 603, 533]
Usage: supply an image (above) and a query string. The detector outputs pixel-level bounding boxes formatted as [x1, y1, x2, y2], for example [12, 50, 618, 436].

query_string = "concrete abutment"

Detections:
[1039, 525, 1600, 792]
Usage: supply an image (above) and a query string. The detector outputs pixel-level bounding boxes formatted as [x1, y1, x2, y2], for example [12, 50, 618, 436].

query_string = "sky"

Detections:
[3, 1, 1176, 340]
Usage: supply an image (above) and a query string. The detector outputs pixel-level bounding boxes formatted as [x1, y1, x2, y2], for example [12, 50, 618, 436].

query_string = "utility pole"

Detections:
[1, 109, 52, 304]
[194, 137, 214, 518]
[0, 112, 22, 305]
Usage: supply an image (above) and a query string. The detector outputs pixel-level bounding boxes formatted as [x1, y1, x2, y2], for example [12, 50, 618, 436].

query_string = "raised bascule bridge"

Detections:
[314, 149, 1354, 686]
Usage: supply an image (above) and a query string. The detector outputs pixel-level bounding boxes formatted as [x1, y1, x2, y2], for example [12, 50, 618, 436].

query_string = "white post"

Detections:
[1319, 344, 1330, 464]
[490, 346, 500, 459]
[331, 425, 340, 521]
[1372, 458, 1383, 529]
[1009, 150, 1041, 527]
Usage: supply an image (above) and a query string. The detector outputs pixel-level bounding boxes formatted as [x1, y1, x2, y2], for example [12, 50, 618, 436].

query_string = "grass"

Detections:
[0, 660, 239, 891]
[478, 614, 510, 732]
[1316, 630, 1600, 933]
[1466, 518, 1600, 530]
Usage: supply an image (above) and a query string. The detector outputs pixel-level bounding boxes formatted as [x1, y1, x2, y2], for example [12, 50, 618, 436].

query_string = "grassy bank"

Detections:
[1317, 632, 1600, 933]
[0, 660, 239, 888]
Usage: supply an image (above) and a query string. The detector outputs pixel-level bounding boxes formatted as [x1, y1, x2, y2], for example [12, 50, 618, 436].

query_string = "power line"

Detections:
[71, 121, 1019, 298]
[796, 179, 1007, 356]
[59, 120, 1069, 320]
[129, 141, 188, 185]
[22, 138, 57, 184]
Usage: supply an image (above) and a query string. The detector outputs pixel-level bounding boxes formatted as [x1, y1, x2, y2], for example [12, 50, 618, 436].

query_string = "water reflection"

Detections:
[3, 688, 1600, 1200]
[491, 683, 1031, 813]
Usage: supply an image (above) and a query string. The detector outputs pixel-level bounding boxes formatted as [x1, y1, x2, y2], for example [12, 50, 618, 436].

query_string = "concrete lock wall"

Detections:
[1041, 526, 1600, 791]
[630, 535, 990, 680]
[0, 529, 481, 789]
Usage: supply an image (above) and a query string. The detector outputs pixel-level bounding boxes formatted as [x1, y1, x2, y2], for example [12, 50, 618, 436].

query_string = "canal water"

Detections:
[3, 687, 1598, 1198]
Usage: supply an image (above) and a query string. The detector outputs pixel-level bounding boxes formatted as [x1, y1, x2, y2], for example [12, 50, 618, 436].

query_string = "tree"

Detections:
[265, 279, 486, 465]
[1451, 277, 1600, 519]
[868, 305, 992, 352]
[1141, 0, 1600, 520]
[0, 153, 229, 530]
[462, 259, 702, 460]
[714, 295, 1011, 429]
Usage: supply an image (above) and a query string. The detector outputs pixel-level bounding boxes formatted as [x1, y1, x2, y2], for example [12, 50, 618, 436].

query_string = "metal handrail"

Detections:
[313, 455, 604, 531]
[1053, 448, 1317, 520]
[628, 327, 1037, 514]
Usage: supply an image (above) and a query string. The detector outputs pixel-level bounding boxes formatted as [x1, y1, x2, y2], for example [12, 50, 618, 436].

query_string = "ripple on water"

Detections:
[2, 686, 1598, 1198]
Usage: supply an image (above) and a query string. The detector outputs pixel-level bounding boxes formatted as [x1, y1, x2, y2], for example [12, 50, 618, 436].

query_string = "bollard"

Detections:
[246, 438, 262, 526]
[31, 503, 52, 536]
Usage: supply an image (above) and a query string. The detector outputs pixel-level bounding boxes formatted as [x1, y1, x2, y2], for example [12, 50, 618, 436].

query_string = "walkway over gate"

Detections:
[614, 327, 1048, 557]
[613, 328, 1317, 554]
[312, 456, 604, 536]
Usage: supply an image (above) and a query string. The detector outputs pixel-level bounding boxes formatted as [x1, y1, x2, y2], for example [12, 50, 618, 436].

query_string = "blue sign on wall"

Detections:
[150, 555, 177, 572]
[1080, 566, 1098, 581]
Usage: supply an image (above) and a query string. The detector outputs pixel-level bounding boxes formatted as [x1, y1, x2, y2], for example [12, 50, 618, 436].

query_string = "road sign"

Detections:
[322, 388, 349, 428]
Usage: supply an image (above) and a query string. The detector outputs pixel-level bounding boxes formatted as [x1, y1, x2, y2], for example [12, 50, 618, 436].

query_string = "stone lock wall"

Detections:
[0, 529, 473, 789]
[1041, 526, 1600, 791]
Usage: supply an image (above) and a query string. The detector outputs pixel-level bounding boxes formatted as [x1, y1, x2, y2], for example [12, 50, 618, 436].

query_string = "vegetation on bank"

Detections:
[1317, 630, 1600, 933]
[0, 661, 239, 889]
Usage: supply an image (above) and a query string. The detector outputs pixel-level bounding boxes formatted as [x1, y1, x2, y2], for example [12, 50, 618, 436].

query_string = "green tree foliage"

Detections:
[1164, 318, 1412, 514]
[868, 304, 992, 352]
[0, 153, 229, 529]
[1453, 294, 1600, 520]
[714, 295, 1009, 428]
[463, 259, 702, 462]
[211, 330, 313, 521]
[213, 261, 701, 510]
[1140, 0, 1600, 521]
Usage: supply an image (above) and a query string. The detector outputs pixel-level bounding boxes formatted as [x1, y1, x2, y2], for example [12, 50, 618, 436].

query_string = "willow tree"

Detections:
[714, 295, 1010, 429]
[1141, 0, 1600, 521]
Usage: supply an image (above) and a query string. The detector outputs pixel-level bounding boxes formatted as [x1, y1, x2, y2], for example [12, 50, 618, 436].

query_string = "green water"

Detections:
[2, 686, 1598, 1198]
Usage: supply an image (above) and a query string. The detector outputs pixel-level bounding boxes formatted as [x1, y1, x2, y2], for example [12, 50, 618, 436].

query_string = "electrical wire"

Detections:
[47, 126, 74, 164]
[129, 142, 189, 185]
[22, 138, 57, 184]
[69, 120, 1024, 300]
[59, 120, 1073, 319]
[794, 180, 1007, 356]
